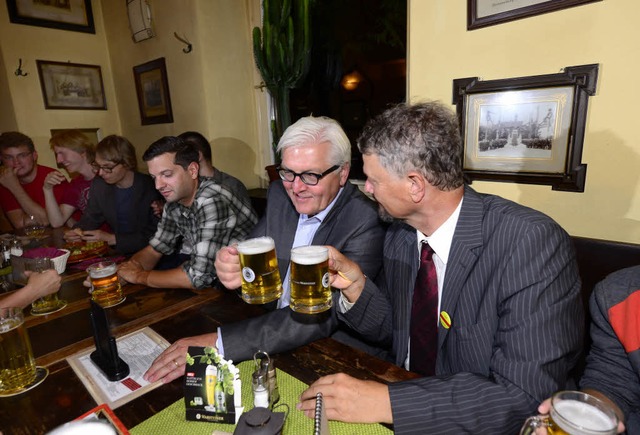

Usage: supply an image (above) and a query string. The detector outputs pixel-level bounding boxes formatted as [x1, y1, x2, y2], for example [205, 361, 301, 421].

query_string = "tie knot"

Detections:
[420, 242, 434, 261]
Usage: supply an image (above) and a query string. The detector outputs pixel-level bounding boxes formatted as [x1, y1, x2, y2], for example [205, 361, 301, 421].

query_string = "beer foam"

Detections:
[291, 246, 328, 265]
[553, 400, 615, 433]
[0, 318, 20, 334]
[88, 262, 117, 279]
[237, 237, 275, 255]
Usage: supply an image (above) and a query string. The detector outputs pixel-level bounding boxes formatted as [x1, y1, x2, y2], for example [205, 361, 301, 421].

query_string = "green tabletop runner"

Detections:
[131, 360, 392, 435]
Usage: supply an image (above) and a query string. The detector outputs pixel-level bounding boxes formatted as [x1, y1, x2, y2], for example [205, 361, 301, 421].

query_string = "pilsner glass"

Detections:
[289, 246, 331, 314]
[29, 257, 67, 315]
[237, 237, 282, 304]
[0, 307, 36, 394]
[520, 390, 618, 435]
[87, 261, 125, 308]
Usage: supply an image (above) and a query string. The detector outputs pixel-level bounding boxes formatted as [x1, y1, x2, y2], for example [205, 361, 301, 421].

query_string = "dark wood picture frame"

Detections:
[467, 0, 602, 30]
[133, 58, 174, 125]
[36, 60, 106, 110]
[452, 64, 599, 192]
[7, 0, 95, 34]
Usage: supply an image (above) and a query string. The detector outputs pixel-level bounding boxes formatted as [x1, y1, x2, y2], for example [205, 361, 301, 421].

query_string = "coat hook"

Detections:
[15, 58, 28, 77]
[173, 32, 192, 53]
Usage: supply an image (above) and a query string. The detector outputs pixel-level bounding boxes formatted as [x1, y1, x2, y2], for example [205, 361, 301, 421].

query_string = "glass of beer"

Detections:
[289, 246, 332, 314]
[237, 237, 282, 304]
[87, 261, 125, 308]
[520, 390, 618, 435]
[0, 307, 37, 394]
[29, 258, 67, 316]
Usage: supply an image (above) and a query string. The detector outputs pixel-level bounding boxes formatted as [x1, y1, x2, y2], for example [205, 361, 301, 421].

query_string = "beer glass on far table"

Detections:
[520, 390, 618, 435]
[87, 261, 125, 308]
[238, 237, 282, 304]
[29, 257, 67, 315]
[23, 215, 46, 239]
[0, 307, 36, 394]
[289, 246, 332, 314]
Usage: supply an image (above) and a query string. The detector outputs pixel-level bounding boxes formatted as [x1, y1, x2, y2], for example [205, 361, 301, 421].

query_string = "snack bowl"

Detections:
[51, 249, 71, 274]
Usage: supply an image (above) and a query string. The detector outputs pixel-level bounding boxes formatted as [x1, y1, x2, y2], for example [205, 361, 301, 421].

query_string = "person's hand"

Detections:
[0, 165, 19, 190]
[81, 229, 116, 246]
[298, 373, 392, 424]
[117, 259, 147, 285]
[150, 199, 165, 218]
[43, 171, 67, 191]
[326, 246, 366, 303]
[214, 245, 242, 289]
[24, 269, 61, 299]
[64, 228, 84, 242]
[143, 333, 218, 384]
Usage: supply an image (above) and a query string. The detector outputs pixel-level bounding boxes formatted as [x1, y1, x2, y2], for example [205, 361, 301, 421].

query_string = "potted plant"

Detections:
[253, 0, 312, 168]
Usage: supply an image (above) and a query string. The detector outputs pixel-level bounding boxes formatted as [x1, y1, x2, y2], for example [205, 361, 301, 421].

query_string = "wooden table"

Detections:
[0, 231, 417, 434]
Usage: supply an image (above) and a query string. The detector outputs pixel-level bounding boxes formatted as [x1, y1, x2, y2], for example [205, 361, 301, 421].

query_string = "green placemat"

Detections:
[131, 360, 391, 435]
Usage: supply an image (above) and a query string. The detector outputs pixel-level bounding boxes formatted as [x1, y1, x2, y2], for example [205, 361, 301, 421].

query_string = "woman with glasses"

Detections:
[44, 130, 96, 228]
[64, 135, 161, 254]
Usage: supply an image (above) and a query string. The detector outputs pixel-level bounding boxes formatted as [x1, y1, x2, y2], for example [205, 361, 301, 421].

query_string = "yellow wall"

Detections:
[0, 0, 267, 188]
[409, 0, 640, 244]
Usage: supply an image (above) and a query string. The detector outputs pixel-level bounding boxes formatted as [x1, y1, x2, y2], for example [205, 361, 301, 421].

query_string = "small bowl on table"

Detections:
[50, 249, 71, 274]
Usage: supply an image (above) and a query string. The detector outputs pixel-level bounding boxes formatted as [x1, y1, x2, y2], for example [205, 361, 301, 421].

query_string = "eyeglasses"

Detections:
[277, 165, 340, 186]
[91, 162, 121, 174]
[1, 151, 33, 163]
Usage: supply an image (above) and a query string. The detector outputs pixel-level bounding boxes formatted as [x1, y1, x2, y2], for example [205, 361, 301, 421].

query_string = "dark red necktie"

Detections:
[409, 242, 438, 376]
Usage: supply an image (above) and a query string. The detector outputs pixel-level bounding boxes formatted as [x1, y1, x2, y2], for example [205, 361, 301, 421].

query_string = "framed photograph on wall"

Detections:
[7, 0, 95, 34]
[133, 58, 174, 125]
[452, 64, 599, 192]
[467, 0, 602, 30]
[36, 60, 106, 110]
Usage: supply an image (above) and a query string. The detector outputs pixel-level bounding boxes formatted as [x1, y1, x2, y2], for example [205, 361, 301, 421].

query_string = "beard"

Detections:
[377, 203, 396, 223]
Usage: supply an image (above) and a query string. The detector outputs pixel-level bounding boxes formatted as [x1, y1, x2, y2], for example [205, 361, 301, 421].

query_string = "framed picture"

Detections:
[7, 0, 95, 34]
[452, 64, 599, 192]
[50, 128, 102, 145]
[133, 58, 174, 125]
[467, 0, 602, 30]
[36, 60, 106, 110]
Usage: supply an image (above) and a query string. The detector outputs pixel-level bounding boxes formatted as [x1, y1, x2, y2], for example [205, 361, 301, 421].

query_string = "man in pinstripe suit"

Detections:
[298, 101, 584, 434]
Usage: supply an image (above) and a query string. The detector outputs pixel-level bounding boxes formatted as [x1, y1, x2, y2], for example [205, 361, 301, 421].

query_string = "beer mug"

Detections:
[0, 307, 37, 394]
[289, 246, 332, 314]
[29, 257, 67, 316]
[520, 390, 618, 435]
[87, 261, 125, 308]
[238, 237, 282, 304]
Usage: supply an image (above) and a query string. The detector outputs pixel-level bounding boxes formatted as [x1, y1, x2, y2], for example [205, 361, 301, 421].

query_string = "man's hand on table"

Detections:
[214, 245, 242, 289]
[298, 373, 392, 424]
[117, 259, 148, 285]
[144, 333, 218, 384]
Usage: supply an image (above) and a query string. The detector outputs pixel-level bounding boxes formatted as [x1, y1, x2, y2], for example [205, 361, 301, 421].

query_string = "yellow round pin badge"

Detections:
[440, 311, 451, 329]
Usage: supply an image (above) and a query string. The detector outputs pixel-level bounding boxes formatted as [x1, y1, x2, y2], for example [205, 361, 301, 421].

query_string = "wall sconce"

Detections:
[127, 0, 154, 42]
[341, 69, 364, 91]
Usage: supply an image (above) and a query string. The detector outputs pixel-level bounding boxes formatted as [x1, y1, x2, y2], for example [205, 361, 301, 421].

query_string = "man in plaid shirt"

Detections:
[117, 136, 257, 289]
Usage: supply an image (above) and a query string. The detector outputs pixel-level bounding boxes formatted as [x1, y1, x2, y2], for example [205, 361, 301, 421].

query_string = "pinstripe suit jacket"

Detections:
[341, 186, 584, 434]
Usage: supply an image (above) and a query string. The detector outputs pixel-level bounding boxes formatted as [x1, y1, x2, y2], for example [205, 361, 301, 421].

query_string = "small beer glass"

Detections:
[238, 237, 282, 304]
[289, 246, 332, 314]
[520, 390, 618, 435]
[87, 261, 125, 308]
[0, 307, 36, 394]
[29, 257, 67, 316]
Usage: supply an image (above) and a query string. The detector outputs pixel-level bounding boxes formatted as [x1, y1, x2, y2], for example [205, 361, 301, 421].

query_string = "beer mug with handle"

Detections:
[237, 237, 282, 304]
[520, 390, 618, 435]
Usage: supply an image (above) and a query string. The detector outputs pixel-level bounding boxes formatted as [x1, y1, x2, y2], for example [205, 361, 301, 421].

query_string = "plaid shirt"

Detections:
[149, 177, 257, 289]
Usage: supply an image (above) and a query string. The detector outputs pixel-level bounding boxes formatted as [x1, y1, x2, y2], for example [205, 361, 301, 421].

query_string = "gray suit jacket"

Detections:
[342, 186, 583, 434]
[222, 180, 387, 362]
[76, 172, 161, 254]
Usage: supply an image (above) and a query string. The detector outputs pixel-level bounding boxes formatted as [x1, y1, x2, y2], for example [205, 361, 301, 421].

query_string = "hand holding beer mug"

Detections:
[87, 261, 125, 308]
[29, 257, 67, 316]
[290, 246, 332, 314]
[0, 307, 36, 395]
[520, 390, 618, 435]
[238, 237, 282, 304]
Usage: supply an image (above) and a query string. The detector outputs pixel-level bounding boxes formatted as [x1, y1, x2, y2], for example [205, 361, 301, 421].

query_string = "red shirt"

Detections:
[0, 165, 67, 213]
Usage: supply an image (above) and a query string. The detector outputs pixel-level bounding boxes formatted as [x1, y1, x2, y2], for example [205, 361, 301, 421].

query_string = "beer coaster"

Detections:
[31, 300, 68, 316]
[0, 366, 48, 397]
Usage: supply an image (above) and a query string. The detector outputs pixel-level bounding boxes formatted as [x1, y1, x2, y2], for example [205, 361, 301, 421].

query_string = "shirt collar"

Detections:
[416, 197, 463, 265]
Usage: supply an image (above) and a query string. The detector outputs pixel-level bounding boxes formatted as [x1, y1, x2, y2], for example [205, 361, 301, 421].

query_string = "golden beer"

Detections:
[31, 293, 61, 315]
[238, 237, 282, 304]
[0, 308, 36, 394]
[88, 261, 125, 308]
[289, 246, 331, 314]
[520, 391, 617, 435]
